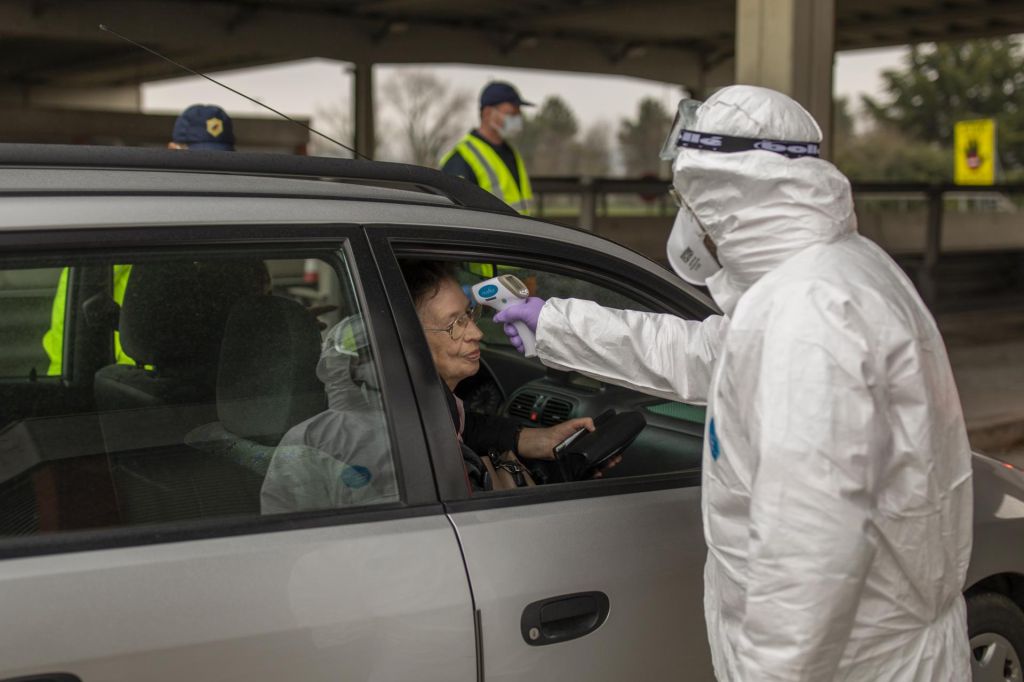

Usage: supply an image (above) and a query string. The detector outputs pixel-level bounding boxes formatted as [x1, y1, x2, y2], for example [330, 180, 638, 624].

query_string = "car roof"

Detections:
[0, 168, 455, 206]
[0, 143, 514, 213]
[0, 143, 718, 312]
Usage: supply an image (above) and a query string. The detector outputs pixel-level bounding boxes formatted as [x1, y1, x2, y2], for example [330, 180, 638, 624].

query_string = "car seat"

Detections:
[108, 293, 326, 524]
[186, 294, 327, 480]
[93, 260, 269, 411]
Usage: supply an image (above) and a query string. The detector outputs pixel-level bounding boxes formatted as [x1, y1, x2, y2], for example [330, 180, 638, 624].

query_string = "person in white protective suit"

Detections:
[493, 85, 974, 681]
[261, 316, 399, 514]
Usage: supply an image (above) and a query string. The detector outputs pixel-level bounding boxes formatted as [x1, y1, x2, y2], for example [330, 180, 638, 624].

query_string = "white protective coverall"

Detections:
[261, 318, 398, 514]
[533, 86, 973, 681]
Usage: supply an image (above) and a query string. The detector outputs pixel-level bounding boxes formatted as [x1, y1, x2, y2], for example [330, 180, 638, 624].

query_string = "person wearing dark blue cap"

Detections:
[168, 104, 236, 151]
[41, 104, 237, 375]
[440, 81, 534, 215]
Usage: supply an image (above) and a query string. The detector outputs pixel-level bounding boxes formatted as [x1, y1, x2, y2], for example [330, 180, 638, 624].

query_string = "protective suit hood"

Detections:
[317, 315, 378, 411]
[672, 85, 857, 314]
[261, 315, 397, 514]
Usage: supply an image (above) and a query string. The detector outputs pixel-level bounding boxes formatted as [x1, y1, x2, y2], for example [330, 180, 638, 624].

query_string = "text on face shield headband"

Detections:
[675, 129, 821, 159]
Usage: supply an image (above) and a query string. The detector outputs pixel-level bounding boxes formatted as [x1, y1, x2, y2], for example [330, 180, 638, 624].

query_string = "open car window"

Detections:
[455, 264, 653, 349]
[449, 260, 705, 486]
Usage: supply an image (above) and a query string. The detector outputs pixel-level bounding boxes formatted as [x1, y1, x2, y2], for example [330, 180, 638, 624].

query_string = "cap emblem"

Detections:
[206, 117, 224, 137]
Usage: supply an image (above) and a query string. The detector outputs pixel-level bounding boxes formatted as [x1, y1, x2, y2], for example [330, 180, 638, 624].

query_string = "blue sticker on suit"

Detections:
[341, 465, 372, 489]
[709, 418, 721, 461]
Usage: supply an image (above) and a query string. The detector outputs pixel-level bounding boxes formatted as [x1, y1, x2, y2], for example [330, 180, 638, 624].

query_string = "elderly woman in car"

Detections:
[261, 260, 601, 513]
[400, 260, 596, 485]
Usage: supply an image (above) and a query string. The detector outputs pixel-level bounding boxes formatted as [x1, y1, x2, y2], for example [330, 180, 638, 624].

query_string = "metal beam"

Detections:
[4, 0, 1020, 94]
[0, 0, 704, 86]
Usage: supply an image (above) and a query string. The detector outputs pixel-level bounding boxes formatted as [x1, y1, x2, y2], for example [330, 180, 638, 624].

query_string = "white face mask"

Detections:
[499, 113, 523, 138]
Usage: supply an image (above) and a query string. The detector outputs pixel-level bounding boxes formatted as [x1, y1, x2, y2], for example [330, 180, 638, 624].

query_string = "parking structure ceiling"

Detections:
[0, 0, 1022, 89]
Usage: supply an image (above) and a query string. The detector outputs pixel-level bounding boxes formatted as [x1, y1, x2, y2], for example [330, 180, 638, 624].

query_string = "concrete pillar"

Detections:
[578, 177, 596, 232]
[735, 0, 835, 157]
[352, 62, 375, 160]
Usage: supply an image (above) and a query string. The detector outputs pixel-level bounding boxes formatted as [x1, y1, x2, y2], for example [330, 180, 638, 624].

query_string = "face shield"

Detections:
[660, 95, 825, 285]
[660, 96, 823, 161]
[659, 99, 703, 161]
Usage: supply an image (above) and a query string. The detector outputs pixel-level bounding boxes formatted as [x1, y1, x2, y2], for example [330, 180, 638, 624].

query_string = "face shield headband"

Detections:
[659, 99, 822, 161]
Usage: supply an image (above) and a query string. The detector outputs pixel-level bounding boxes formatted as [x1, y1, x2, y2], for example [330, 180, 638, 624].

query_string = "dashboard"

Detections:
[458, 348, 706, 482]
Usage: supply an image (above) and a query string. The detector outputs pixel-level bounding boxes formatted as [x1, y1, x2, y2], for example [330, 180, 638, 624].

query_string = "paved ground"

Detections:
[939, 308, 1024, 467]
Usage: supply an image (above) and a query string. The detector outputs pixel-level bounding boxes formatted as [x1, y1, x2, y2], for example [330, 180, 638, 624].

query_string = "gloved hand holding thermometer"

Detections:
[488, 288, 546, 357]
[470, 275, 543, 357]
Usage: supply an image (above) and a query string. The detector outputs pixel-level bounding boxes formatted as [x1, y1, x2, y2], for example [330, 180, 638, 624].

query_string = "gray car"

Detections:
[0, 145, 1019, 681]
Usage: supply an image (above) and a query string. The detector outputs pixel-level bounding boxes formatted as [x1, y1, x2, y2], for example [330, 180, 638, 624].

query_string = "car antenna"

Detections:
[98, 23, 370, 160]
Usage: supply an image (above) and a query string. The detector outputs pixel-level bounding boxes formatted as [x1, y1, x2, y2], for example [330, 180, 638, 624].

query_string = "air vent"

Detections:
[508, 391, 539, 420]
[540, 397, 574, 425]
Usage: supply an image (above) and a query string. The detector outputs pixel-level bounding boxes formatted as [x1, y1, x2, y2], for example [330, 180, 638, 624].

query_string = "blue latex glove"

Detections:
[493, 297, 546, 354]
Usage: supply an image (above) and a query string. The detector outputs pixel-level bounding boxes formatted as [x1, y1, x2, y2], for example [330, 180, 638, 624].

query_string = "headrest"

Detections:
[119, 260, 270, 367]
[217, 295, 326, 445]
[119, 262, 206, 366]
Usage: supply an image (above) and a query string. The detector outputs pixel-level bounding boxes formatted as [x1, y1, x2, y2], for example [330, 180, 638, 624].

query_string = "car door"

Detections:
[0, 222, 475, 682]
[370, 225, 717, 681]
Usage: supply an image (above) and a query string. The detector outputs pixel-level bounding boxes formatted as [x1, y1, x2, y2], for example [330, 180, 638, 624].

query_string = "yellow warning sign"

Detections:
[954, 119, 996, 185]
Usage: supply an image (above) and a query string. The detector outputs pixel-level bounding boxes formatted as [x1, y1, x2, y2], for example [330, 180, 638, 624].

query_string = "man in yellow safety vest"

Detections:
[42, 104, 236, 375]
[440, 81, 535, 216]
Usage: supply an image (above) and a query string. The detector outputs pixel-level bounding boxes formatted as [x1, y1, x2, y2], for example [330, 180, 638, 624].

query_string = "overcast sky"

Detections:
[142, 46, 906, 139]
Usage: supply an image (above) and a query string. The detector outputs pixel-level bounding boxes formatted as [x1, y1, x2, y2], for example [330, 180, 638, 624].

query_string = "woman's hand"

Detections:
[516, 417, 595, 460]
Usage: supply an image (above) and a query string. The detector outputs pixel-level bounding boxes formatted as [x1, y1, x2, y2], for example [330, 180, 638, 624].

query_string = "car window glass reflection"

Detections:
[0, 254, 400, 538]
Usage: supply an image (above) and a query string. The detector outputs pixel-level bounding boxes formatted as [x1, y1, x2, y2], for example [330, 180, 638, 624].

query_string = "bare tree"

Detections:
[309, 101, 357, 158]
[516, 96, 580, 175]
[379, 71, 473, 166]
[618, 97, 673, 178]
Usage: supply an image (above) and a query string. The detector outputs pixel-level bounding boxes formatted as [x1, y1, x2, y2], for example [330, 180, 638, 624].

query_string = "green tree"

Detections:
[618, 98, 673, 177]
[516, 96, 580, 175]
[577, 122, 612, 177]
[863, 37, 1024, 171]
[835, 127, 950, 183]
[833, 96, 949, 182]
[833, 95, 855, 141]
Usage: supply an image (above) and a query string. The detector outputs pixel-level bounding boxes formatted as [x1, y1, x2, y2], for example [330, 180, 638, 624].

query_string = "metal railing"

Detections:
[531, 177, 1024, 308]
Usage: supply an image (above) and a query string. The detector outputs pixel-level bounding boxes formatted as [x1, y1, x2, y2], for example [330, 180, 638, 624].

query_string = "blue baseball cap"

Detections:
[480, 82, 534, 109]
[171, 104, 235, 151]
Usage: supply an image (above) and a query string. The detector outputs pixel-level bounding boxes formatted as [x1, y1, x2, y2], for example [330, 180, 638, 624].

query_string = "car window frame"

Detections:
[367, 223, 714, 508]
[0, 222, 440, 559]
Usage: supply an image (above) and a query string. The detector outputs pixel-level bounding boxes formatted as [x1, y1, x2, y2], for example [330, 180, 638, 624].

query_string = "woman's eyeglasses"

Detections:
[424, 305, 483, 341]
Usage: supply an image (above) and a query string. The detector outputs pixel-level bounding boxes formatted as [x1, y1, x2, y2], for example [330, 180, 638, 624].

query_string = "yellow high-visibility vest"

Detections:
[42, 265, 134, 376]
[441, 134, 534, 215]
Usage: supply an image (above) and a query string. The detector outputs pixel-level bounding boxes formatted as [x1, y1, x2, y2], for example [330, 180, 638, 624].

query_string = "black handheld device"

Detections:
[555, 409, 646, 479]
[553, 409, 615, 457]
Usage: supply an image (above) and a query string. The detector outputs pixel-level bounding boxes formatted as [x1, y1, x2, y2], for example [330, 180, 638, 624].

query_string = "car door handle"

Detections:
[1, 675, 81, 682]
[521, 591, 610, 646]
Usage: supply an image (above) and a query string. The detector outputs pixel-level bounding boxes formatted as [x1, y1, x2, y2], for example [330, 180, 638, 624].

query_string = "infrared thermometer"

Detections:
[471, 274, 537, 357]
